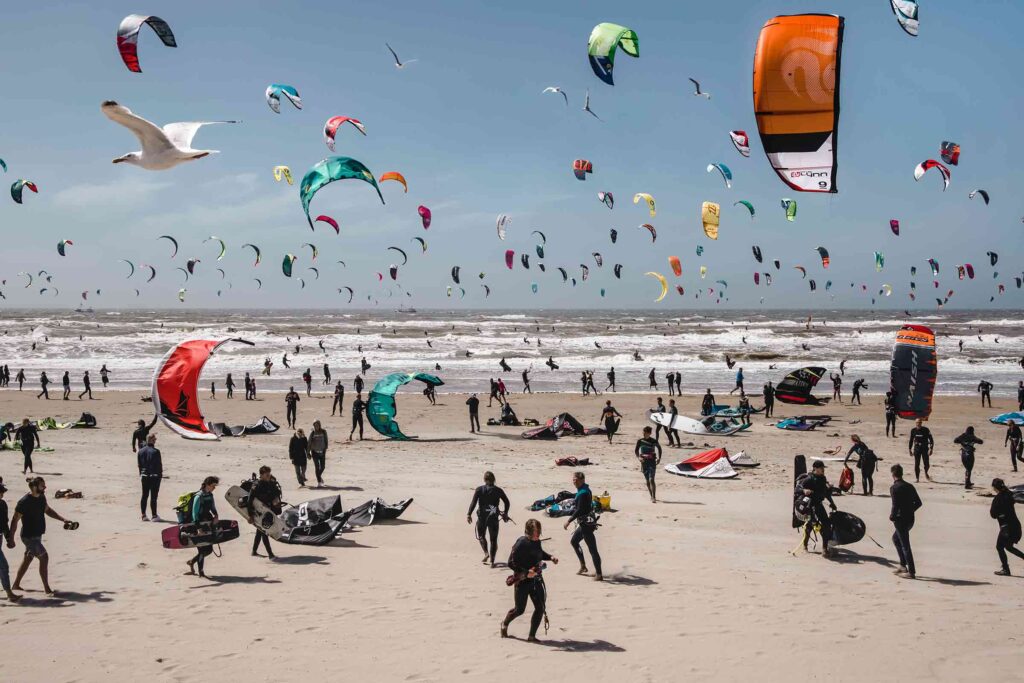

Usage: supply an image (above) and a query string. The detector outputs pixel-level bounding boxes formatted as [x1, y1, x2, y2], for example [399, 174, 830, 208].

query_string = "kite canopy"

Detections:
[890, 325, 936, 419]
[776, 367, 828, 405]
[753, 15, 843, 193]
[299, 156, 384, 228]
[587, 23, 639, 85]
[266, 84, 302, 113]
[11, 179, 37, 204]
[117, 14, 176, 73]
[324, 116, 366, 151]
[913, 160, 950, 190]
[645, 272, 668, 302]
[729, 130, 751, 157]
[890, 0, 919, 37]
[367, 372, 444, 440]
[152, 338, 255, 440]
[701, 201, 720, 240]
[940, 141, 960, 166]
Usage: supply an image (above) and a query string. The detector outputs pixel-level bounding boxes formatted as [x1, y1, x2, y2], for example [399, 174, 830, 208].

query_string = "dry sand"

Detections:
[0, 387, 1021, 682]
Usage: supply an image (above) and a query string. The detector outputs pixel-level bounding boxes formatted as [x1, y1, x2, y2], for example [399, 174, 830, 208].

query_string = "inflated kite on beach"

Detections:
[367, 372, 444, 441]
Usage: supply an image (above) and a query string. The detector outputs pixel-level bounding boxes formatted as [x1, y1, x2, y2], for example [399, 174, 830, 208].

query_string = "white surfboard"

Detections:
[224, 485, 287, 540]
[648, 411, 743, 436]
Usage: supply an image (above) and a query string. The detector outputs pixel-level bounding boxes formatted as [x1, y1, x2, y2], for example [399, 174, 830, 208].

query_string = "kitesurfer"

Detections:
[990, 478, 1024, 576]
[467, 393, 481, 433]
[729, 367, 744, 395]
[565, 472, 602, 581]
[61, 371, 70, 400]
[248, 466, 281, 560]
[36, 371, 49, 400]
[466, 471, 510, 566]
[889, 464, 922, 579]
[521, 368, 532, 394]
[499, 358, 512, 372]
[666, 399, 680, 447]
[331, 381, 344, 417]
[132, 415, 158, 452]
[308, 421, 329, 487]
[281, 353, 290, 369]
[635, 426, 662, 503]
[908, 419, 934, 482]
[829, 372, 842, 402]
[545, 356, 558, 370]
[606, 367, 616, 392]
[600, 401, 621, 443]
[845, 435, 879, 496]
[353, 374, 364, 395]
[360, 357, 371, 374]
[738, 393, 752, 426]
[763, 381, 775, 417]
[137, 434, 163, 521]
[100, 364, 110, 388]
[700, 388, 715, 416]
[289, 429, 308, 487]
[674, 371, 681, 395]
[11, 477, 76, 596]
[501, 519, 557, 642]
[851, 378, 866, 405]
[185, 476, 219, 578]
[884, 392, 897, 438]
[954, 426, 984, 489]
[349, 393, 365, 441]
[651, 397, 666, 441]
[1004, 422, 1023, 472]
[14, 419, 39, 475]
[839, 359, 847, 375]
[978, 380, 993, 408]
[284, 387, 300, 429]
[801, 461, 836, 558]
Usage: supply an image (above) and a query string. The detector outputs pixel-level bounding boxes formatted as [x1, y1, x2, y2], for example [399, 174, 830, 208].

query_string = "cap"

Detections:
[811, 460, 825, 469]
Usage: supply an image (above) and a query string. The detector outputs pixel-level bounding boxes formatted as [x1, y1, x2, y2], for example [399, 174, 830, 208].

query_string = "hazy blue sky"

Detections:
[1, 1, 1021, 309]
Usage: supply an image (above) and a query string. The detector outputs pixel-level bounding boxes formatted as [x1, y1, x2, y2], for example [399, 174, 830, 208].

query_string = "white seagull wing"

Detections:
[162, 121, 238, 151]
[101, 100, 173, 155]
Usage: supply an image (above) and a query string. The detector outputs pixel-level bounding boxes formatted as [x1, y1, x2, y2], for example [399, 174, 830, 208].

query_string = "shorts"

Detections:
[641, 460, 657, 481]
[22, 536, 47, 558]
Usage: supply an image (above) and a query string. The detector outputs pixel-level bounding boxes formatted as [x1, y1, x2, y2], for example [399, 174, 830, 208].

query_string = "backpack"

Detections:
[838, 466, 854, 492]
[174, 490, 199, 524]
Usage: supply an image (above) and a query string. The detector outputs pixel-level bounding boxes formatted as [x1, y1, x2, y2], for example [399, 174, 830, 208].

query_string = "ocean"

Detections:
[0, 308, 1020, 397]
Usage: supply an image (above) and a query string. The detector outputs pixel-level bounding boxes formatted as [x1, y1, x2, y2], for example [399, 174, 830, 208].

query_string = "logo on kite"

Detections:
[573, 159, 593, 180]
[701, 202, 720, 240]
[587, 23, 639, 85]
[633, 193, 655, 217]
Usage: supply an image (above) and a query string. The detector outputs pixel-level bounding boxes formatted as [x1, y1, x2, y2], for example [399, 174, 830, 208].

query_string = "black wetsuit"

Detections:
[289, 435, 308, 485]
[132, 416, 158, 452]
[762, 384, 775, 417]
[908, 426, 934, 480]
[851, 379, 865, 405]
[884, 395, 898, 437]
[978, 381, 993, 408]
[505, 536, 552, 639]
[890, 478, 922, 575]
[522, 370, 531, 394]
[285, 391, 299, 429]
[606, 369, 615, 392]
[14, 424, 39, 473]
[846, 442, 879, 495]
[666, 406, 679, 446]
[466, 395, 481, 432]
[701, 393, 715, 416]
[467, 484, 509, 563]
[635, 437, 662, 481]
[802, 472, 835, 550]
[568, 484, 601, 575]
[225, 375, 234, 398]
[1005, 424, 1023, 472]
[954, 431, 983, 489]
[331, 383, 344, 416]
[600, 405, 621, 442]
[248, 479, 281, 557]
[137, 444, 163, 517]
[350, 397, 365, 439]
[990, 490, 1024, 572]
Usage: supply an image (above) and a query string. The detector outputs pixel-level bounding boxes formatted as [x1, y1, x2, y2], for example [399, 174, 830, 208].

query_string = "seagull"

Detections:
[542, 86, 568, 105]
[101, 101, 237, 170]
[582, 90, 602, 120]
[386, 43, 417, 68]
[688, 78, 711, 99]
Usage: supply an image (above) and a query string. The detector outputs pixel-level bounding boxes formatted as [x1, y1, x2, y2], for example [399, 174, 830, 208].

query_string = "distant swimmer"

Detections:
[361, 357, 371, 373]
[959, 340, 964, 353]
[523, 337, 529, 344]
[995, 338, 1000, 344]
[801, 343, 810, 351]
[499, 358, 512, 372]
[435, 363, 442, 371]
[465, 351, 473, 358]
[318, 340, 326, 352]
[357, 345, 363, 353]
[536, 339, 541, 347]
[376, 343, 382, 349]
[725, 354, 735, 369]
[477, 327, 482, 333]
[741, 337, 747, 344]
[294, 344, 300, 354]
[545, 357, 559, 370]
[768, 363, 777, 370]
[632, 350, 643, 362]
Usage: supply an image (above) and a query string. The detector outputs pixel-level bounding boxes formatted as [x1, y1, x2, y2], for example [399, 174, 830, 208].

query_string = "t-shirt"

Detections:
[15, 493, 47, 538]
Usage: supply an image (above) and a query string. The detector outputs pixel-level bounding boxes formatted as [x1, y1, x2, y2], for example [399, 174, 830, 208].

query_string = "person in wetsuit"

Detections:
[851, 378, 866, 405]
[954, 426, 984, 490]
[284, 387, 300, 429]
[14, 419, 40, 475]
[225, 373, 235, 399]
[1004, 422, 1023, 473]
[977, 380, 993, 408]
[521, 368, 532, 394]
[845, 434, 880, 496]
[762, 381, 775, 418]
[501, 519, 558, 642]
[829, 372, 842, 402]
[331, 381, 344, 417]
[349, 393, 365, 441]
[248, 466, 281, 560]
[635, 426, 662, 503]
[466, 471, 510, 566]
[185, 477, 220, 578]
[61, 372, 70, 400]
[564, 472, 602, 581]
[132, 415, 158, 452]
[801, 460, 837, 558]
[907, 419, 934, 482]
[889, 464, 922, 579]
[606, 367, 616, 392]
[648, 368, 657, 389]
[599, 400, 621, 444]
[884, 391, 898, 437]
[990, 478, 1024, 576]
[666, 399, 680, 448]
[701, 388, 715, 416]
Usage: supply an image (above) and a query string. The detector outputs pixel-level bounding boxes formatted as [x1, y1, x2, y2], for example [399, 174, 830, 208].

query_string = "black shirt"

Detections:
[250, 479, 282, 513]
[467, 484, 510, 517]
[466, 396, 480, 413]
[0, 499, 9, 538]
[635, 437, 661, 461]
[15, 493, 47, 538]
[803, 472, 834, 507]
[889, 479, 922, 525]
[1006, 424, 1022, 445]
[15, 424, 39, 447]
[990, 490, 1021, 531]
[137, 445, 163, 477]
[908, 426, 934, 453]
[289, 435, 308, 462]
[508, 536, 552, 574]
[352, 398, 366, 416]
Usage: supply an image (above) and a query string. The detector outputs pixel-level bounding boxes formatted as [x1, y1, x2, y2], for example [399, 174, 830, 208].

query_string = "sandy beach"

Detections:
[0, 386, 1021, 682]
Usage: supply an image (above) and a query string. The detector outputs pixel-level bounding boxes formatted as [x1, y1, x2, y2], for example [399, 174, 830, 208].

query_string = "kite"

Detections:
[598, 191, 614, 209]
[505, 250, 515, 270]
[273, 165, 293, 184]
[809, 280, 817, 292]
[367, 373, 445, 440]
[266, 84, 302, 113]
[753, 14, 843, 192]
[640, 223, 657, 242]
[299, 243, 318, 262]
[592, 252, 603, 267]
[0, 159, 5, 172]
[557, 267, 568, 282]
[610, 229, 618, 243]
[890, 219, 900, 236]
[633, 193, 655, 217]
[881, 284, 893, 297]
[940, 141, 960, 166]
[572, 159, 593, 180]
[914, 160, 950, 191]
[483, 285, 491, 297]
[969, 189, 990, 205]
[701, 202, 720, 240]
[696, 246, 705, 256]
[418, 205, 432, 229]
[451, 266, 461, 284]
[119, 259, 135, 278]
[668, 256, 682, 277]
[890, 1, 919, 37]
[116, 15, 176, 73]
[324, 116, 366, 151]
[826, 280, 832, 291]
[987, 251, 998, 267]
[588, 23, 639, 85]
[379, 171, 408, 193]
[816, 247, 830, 268]
[216, 268, 226, 280]
[521, 253, 530, 269]
[794, 266, 806, 279]
[282, 253, 297, 277]
[729, 131, 750, 157]
[614, 264, 623, 279]
[204, 236, 226, 260]
[875, 252, 885, 271]
[385, 42, 416, 69]
[536, 245, 545, 259]
[388, 265, 398, 281]
[752, 246, 763, 263]
[143, 264, 157, 282]
[715, 279, 729, 289]
[754, 272, 761, 285]
[965, 263, 975, 279]
[178, 288, 186, 303]
[542, 87, 568, 105]
[645, 272, 668, 302]
[765, 273, 773, 285]
[157, 235, 179, 259]
[780, 199, 797, 221]
[928, 258, 939, 276]
[707, 163, 732, 189]
[242, 243, 261, 266]
[496, 214, 511, 240]
[186, 258, 200, 275]
[580, 264, 590, 281]
[10, 179, 37, 204]
[688, 78, 711, 98]
[532, 230, 547, 245]
[734, 200, 755, 218]
[700, 266, 708, 279]
[300, 157, 384, 228]
[774, 260, 780, 269]
[57, 240, 73, 256]
[339, 286, 353, 303]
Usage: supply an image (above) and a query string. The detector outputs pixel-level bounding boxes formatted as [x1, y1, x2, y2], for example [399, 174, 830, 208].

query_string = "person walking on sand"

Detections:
[14, 419, 40, 475]
[978, 379, 993, 408]
[349, 393, 365, 441]
[599, 400, 621, 443]
[248, 466, 281, 560]
[467, 471, 510, 566]
[666, 399, 680, 448]
[666, 370, 676, 397]
[353, 373, 364, 396]
[606, 366, 616, 392]
[990, 478, 1024, 576]
[331, 381, 344, 417]
[78, 370, 93, 400]
[954, 426, 983, 490]
[521, 368, 532, 394]
[244, 373, 252, 400]
[648, 368, 657, 390]
[11, 476, 76, 596]
[830, 372, 842, 402]
[635, 426, 662, 503]
[308, 421, 329, 487]
[800, 460, 837, 558]
[729, 367, 744, 395]
[185, 477, 219, 578]
[851, 378, 866, 405]
[586, 371, 599, 396]
[322, 363, 331, 386]
[303, 369, 313, 397]
[884, 391, 898, 437]
[137, 434, 163, 521]
[284, 386, 300, 429]
[564, 472, 602, 581]
[844, 434, 880, 496]
[1004, 421, 1023, 472]
[500, 519, 558, 642]
[36, 371, 49, 399]
[100, 364, 110, 388]
[1017, 380, 1024, 411]
[651, 396, 666, 442]
[61, 371, 70, 400]
[763, 381, 775, 418]
[738, 392, 752, 426]
[466, 393, 481, 433]
[16, 369, 25, 391]
[0, 479, 22, 602]
[488, 378, 501, 407]
[889, 464, 922, 579]
[908, 419, 934, 482]
[701, 388, 716, 416]
[225, 373, 235, 399]
[289, 428, 309, 487]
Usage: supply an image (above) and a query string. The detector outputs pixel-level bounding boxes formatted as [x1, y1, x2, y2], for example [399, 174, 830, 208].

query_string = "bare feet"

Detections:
[185, 560, 196, 575]
[500, 621, 508, 638]
[6, 591, 21, 602]
[576, 566, 588, 576]
[594, 574, 604, 582]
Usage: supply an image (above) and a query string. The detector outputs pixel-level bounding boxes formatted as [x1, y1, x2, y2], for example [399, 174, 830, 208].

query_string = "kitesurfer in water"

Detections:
[501, 519, 557, 642]
[281, 353, 290, 369]
[908, 419, 934, 482]
[565, 472, 602, 581]
[467, 471, 510, 566]
[845, 435, 879, 496]
[990, 478, 1024, 576]
[599, 401, 621, 443]
[635, 426, 662, 503]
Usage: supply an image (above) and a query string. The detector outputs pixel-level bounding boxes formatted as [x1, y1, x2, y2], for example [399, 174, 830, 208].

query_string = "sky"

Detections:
[1, 1, 1022, 310]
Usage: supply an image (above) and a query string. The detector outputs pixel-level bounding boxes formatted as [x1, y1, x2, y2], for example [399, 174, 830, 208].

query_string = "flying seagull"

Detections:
[386, 43, 417, 68]
[688, 78, 711, 99]
[582, 90, 602, 120]
[542, 86, 568, 105]
[101, 101, 237, 170]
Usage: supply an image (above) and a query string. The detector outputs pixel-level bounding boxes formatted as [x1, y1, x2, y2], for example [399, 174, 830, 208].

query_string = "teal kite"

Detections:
[282, 253, 297, 277]
[367, 372, 444, 440]
[299, 156, 384, 229]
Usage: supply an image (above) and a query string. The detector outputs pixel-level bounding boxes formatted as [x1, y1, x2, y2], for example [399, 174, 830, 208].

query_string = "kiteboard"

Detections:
[648, 412, 743, 436]
[792, 455, 807, 528]
[224, 485, 287, 540]
[161, 520, 239, 549]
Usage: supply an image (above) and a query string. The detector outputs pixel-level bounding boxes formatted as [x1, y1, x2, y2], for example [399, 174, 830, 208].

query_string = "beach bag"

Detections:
[838, 466, 854, 492]
[174, 490, 199, 524]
